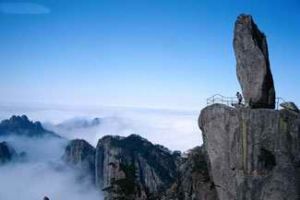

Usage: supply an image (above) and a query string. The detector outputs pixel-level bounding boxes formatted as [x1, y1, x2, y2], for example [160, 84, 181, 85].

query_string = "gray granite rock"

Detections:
[163, 146, 218, 200]
[234, 14, 275, 108]
[95, 134, 178, 200]
[63, 139, 95, 182]
[199, 103, 300, 200]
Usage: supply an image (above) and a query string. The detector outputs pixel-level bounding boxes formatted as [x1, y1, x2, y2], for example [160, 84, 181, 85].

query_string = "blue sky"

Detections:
[0, 0, 299, 110]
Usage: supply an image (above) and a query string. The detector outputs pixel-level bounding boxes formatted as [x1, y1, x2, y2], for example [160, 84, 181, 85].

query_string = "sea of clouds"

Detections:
[0, 104, 202, 200]
[0, 104, 203, 151]
[0, 135, 101, 200]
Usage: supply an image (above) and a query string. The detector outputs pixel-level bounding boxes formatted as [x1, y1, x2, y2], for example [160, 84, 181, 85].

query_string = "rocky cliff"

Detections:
[95, 134, 178, 200]
[63, 139, 96, 182]
[63, 134, 218, 200]
[163, 146, 218, 200]
[199, 104, 300, 200]
[198, 14, 300, 200]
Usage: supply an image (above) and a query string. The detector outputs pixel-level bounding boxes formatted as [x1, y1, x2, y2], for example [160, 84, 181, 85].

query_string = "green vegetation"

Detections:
[113, 163, 137, 196]
[110, 134, 176, 183]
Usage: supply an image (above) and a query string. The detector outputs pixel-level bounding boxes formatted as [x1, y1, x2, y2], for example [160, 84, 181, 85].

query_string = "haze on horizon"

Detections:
[1, 2, 300, 200]
[0, 0, 299, 110]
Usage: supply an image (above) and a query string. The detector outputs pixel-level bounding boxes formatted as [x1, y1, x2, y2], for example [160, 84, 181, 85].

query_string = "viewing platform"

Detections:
[206, 94, 286, 110]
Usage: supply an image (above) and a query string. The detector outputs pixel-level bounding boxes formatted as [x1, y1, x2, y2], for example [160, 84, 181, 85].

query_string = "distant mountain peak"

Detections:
[55, 117, 101, 130]
[0, 115, 59, 138]
[1, 115, 43, 130]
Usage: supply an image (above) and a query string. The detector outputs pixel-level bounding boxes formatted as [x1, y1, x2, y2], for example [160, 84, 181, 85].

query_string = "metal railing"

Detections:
[275, 97, 286, 110]
[206, 94, 285, 110]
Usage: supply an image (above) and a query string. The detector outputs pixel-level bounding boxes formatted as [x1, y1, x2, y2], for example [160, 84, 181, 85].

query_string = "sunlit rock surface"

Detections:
[234, 14, 275, 108]
[199, 104, 300, 200]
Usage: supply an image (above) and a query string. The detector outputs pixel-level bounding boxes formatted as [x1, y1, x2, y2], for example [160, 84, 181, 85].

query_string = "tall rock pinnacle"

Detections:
[198, 14, 300, 200]
[233, 14, 275, 108]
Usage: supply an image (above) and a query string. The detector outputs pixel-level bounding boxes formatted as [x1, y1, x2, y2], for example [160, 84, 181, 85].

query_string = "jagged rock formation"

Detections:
[0, 141, 16, 164]
[0, 115, 58, 138]
[199, 104, 300, 200]
[63, 139, 96, 181]
[95, 134, 178, 200]
[63, 135, 218, 200]
[163, 146, 218, 200]
[234, 14, 275, 108]
[56, 117, 101, 130]
[62, 135, 219, 200]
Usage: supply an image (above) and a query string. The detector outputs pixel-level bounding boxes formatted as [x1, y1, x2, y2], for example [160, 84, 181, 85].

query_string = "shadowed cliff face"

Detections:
[63, 139, 96, 183]
[163, 146, 218, 200]
[0, 142, 16, 164]
[95, 134, 178, 200]
[199, 104, 300, 200]
[63, 134, 219, 200]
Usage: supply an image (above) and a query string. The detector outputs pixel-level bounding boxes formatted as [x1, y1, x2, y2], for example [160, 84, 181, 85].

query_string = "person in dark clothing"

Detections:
[43, 196, 50, 200]
[236, 92, 243, 104]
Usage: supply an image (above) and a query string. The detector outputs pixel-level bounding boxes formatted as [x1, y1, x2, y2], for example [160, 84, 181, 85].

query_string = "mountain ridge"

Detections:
[0, 115, 60, 138]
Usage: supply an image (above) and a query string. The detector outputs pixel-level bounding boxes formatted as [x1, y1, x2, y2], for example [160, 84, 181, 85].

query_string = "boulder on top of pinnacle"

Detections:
[233, 14, 275, 109]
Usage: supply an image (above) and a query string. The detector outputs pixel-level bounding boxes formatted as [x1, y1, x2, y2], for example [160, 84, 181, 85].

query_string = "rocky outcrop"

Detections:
[163, 146, 218, 200]
[199, 104, 300, 200]
[197, 14, 299, 200]
[0, 141, 16, 164]
[234, 14, 275, 108]
[0, 115, 59, 138]
[63, 135, 218, 200]
[95, 134, 178, 200]
[280, 102, 299, 113]
[63, 139, 95, 181]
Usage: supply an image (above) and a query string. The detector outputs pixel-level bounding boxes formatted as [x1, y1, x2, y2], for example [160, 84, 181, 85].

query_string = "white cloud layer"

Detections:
[0, 105, 203, 151]
[0, 2, 50, 15]
[0, 104, 202, 200]
[0, 135, 101, 200]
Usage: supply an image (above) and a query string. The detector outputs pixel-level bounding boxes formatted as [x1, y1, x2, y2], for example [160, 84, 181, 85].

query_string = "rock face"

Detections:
[0, 115, 58, 138]
[234, 14, 275, 108]
[95, 134, 178, 200]
[63, 139, 96, 181]
[163, 146, 218, 200]
[63, 135, 218, 200]
[0, 141, 16, 164]
[199, 104, 300, 200]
